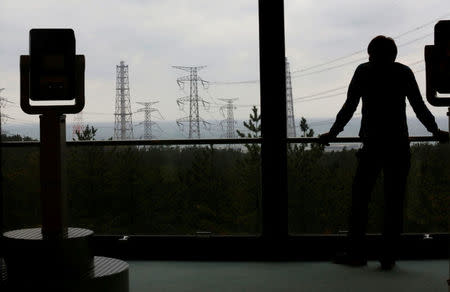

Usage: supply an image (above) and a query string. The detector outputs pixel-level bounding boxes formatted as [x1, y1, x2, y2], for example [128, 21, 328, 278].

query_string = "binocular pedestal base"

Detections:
[0, 258, 7, 286]
[1, 228, 129, 292]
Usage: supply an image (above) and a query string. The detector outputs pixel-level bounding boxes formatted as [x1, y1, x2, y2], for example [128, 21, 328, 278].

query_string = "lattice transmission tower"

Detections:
[136, 101, 163, 140]
[219, 98, 238, 139]
[72, 112, 84, 140]
[0, 88, 5, 136]
[173, 66, 209, 139]
[0, 88, 5, 128]
[0, 88, 12, 133]
[286, 58, 296, 137]
[114, 61, 134, 140]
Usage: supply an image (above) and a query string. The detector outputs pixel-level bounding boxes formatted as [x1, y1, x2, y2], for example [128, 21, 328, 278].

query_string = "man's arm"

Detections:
[319, 66, 363, 145]
[405, 67, 449, 142]
[405, 67, 439, 133]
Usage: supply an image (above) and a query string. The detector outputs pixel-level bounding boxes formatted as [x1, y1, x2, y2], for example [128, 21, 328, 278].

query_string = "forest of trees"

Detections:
[1, 110, 448, 235]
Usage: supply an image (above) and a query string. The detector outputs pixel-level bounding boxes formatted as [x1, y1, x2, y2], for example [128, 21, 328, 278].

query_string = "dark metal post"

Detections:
[258, 0, 288, 239]
[39, 113, 68, 238]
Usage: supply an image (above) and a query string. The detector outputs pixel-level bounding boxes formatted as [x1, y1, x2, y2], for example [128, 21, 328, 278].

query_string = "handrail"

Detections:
[0, 138, 261, 147]
[289, 136, 439, 143]
[0, 136, 439, 147]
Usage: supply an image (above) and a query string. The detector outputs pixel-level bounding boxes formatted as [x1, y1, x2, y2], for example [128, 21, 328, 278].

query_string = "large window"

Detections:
[1, 1, 448, 254]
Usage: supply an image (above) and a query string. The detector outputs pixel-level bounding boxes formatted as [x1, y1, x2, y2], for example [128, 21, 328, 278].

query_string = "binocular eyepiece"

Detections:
[20, 28, 85, 114]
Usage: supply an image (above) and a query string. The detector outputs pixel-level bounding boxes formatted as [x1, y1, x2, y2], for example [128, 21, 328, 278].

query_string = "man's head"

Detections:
[368, 35, 397, 63]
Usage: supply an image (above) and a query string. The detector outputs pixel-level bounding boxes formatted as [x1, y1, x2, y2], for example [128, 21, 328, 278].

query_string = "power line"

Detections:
[207, 15, 447, 86]
[307, 102, 420, 129]
[208, 32, 430, 85]
[295, 86, 347, 100]
[294, 92, 346, 103]
[292, 35, 430, 78]
[208, 79, 259, 85]
[396, 33, 433, 47]
[292, 57, 367, 78]
[293, 83, 425, 105]
[2, 118, 36, 124]
[293, 59, 426, 103]
[392, 12, 450, 38]
[308, 113, 363, 127]
[291, 12, 449, 74]
[210, 104, 259, 108]
[292, 51, 366, 75]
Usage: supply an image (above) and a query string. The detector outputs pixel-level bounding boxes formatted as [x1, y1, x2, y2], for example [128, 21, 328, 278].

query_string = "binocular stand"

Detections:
[0, 113, 129, 291]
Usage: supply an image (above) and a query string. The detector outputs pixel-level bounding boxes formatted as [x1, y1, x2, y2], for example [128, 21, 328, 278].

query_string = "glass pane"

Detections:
[285, 0, 449, 234]
[2, 144, 262, 235]
[66, 144, 261, 235]
[1, 146, 41, 230]
[404, 142, 449, 233]
[288, 143, 360, 234]
[1, 1, 262, 235]
[288, 142, 449, 234]
[284, 0, 448, 129]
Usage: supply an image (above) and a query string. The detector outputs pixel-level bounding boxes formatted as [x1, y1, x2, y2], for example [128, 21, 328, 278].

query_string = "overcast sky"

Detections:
[1, 0, 449, 131]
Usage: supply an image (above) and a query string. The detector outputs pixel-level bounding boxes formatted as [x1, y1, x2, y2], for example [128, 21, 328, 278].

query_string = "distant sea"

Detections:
[2, 116, 448, 142]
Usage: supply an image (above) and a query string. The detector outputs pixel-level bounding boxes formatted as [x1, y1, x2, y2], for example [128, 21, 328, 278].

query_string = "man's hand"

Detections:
[318, 132, 335, 146]
[433, 129, 449, 143]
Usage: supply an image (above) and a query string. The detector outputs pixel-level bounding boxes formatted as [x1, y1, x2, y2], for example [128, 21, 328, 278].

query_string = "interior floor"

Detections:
[129, 260, 448, 292]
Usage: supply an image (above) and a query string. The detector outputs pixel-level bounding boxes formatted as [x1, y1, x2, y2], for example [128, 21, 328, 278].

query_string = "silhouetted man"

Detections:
[319, 35, 449, 270]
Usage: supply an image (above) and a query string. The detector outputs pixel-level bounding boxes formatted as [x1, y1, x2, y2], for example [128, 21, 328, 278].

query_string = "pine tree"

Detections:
[236, 106, 262, 231]
[300, 117, 314, 138]
[236, 106, 261, 157]
[74, 125, 97, 141]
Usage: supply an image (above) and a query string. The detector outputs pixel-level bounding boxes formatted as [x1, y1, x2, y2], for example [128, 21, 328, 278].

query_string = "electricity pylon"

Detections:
[114, 61, 134, 140]
[136, 101, 163, 140]
[173, 66, 210, 139]
[0, 88, 12, 131]
[219, 98, 238, 139]
[286, 57, 296, 137]
[72, 112, 84, 140]
[0, 88, 5, 128]
[0, 88, 4, 136]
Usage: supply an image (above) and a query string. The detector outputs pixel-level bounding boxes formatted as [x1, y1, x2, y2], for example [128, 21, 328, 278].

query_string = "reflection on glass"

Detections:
[66, 145, 261, 235]
[1, 144, 262, 235]
[288, 142, 449, 234]
[1, 146, 41, 230]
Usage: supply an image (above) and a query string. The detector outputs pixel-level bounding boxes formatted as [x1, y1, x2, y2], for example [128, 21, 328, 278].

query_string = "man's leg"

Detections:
[337, 148, 381, 265]
[381, 149, 411, 269]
